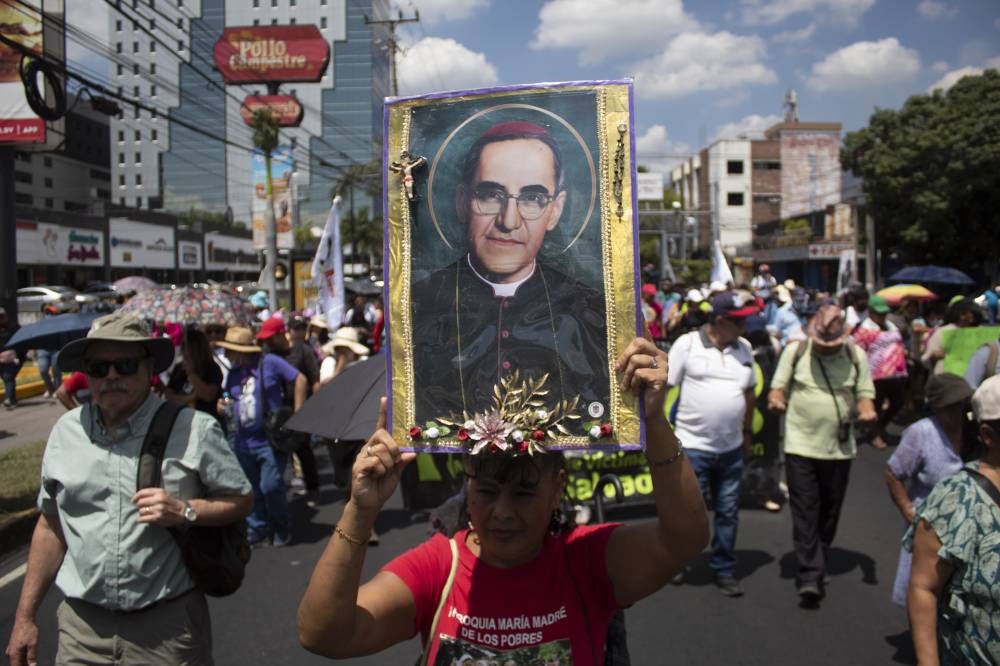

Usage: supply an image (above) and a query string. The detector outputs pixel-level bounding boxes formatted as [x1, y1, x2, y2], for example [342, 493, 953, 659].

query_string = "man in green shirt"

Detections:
[768, 303, 877, 603]
[6, 313, 252, 665]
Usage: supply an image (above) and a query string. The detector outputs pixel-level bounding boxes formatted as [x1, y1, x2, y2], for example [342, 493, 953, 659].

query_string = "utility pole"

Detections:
[364, 10, 420, 96]
[0, 149, 16, 325]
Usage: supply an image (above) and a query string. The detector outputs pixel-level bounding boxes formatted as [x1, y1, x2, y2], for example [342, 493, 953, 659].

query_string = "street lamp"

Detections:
[672, 201, 684, 275]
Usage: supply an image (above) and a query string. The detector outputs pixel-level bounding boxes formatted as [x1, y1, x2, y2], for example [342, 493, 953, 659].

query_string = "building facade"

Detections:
[109, 0, 391, 228]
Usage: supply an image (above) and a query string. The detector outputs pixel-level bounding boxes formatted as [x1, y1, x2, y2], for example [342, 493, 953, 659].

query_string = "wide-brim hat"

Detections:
[925, 373, 974, 411]
[215, 326, 262, 353]
[308, 314, 327, 329]
[324, 326, 369, 356]
[807, 303, 850, 348]
[58, 312, 174, 374]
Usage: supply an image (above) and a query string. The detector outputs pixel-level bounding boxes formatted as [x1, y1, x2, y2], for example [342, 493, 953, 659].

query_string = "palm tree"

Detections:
[333, 160, 381, 270]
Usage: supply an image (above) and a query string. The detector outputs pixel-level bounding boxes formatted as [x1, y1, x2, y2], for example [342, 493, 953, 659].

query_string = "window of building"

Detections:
[289, 17, 296, 24]
[45, 197, 53, 208]
[270, 18, 277, 25]
[14, 171, 32, 184]
[150, 63, 156, 75]
[253, 0, 259, 6]
[116, 42, 122, 54]
[15, 193, 32, 205]
[752, 193, 780, 204]
[727, 160, 744, 175]
[752, 160, 781, 171]
[117, 130, 125, 142]
[119, 174, 126, 187]
[727, 192, 744, 206]
[117, 63, 123, 76]
[135, 174, 142, 186]
[271, 0, 277, 6]
[118, 152, 125, 164]
[152, 129, 158, 141]
[132, 41, 139, 53]
[290, 0, 296, 5]
[253, 18, 259, 25]
[149, 18, 155, 30]
[133, 85, 140, 97]
[150, 85, 157, 97]
[178, 40, 184, 51]
[150, 41, 156, 53]
[43, 156, 52, 167]
[135, 130, 141, 141]
[151, 108, 157, 119]
[320, 16, 327, 28]
[120, 197, 126, 205]
[321, 0, 326, 5]
[176, 18, 183, 29]
[115, 19, 122, 31]
[15, 151, 29, 162]
[44, 177, 52, 188]
[134, 63, 139, 74]
[135, 152, 142, 164]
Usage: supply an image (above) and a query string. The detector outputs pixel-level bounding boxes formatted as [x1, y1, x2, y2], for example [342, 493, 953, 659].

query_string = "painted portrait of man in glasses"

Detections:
[409, 118, 609, 431]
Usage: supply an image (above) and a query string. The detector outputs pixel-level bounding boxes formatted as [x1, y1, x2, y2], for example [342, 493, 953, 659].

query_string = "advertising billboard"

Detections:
[214, 25, 329, 84]
[15, 220, 104, 266]
[240, 95, 303, 127]
[204, 233, 257, 273]
[178, 240, 203, 269]
[0, 0, 45, 143]
[109, 218, 176, 269]
[251, 145, 294, 251]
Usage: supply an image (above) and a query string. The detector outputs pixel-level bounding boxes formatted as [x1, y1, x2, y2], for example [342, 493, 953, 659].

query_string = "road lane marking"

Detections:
[0, 563, 27, 589]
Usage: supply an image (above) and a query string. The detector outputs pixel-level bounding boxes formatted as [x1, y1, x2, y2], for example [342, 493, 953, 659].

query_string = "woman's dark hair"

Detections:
[944, 298, 985, 326]
[184, 327, 215, 376]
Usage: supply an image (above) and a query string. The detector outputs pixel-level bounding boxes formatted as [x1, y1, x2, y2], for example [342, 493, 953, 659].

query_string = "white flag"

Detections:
[311, 196, 345, 332]
[836, 249, 856, 294]
[710, 240, 734, 287]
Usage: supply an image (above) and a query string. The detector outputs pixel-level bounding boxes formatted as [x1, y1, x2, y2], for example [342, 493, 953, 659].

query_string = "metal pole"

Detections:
[678, 210, 687, 275]
[264, 152, 278, 311]
[0, 148, 17, 323]
[865, 212, 876, 290]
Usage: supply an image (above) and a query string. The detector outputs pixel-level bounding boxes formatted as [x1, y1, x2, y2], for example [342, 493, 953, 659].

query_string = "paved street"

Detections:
[0, 404, 917, 665]
[0, 394, 64, 455]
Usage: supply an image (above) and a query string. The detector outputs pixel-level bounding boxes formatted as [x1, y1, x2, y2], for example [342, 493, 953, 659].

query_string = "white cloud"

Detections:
[806, 38, 920, 91]
[635, 125, 669, 155]
[633, 125, 691, 174]
[930, 61, 950, 73]
[412, 0, 489, 25]
[773, 23, 816, 44]
[397, 38, 499, 96]
[530, 0, 700, 65]
[630, 32, 778, 98]
[916, 1, 958, 19]
[926, 56, 1000, 93]
[739, 0, 875, 27]
[713, 114, 783, 142]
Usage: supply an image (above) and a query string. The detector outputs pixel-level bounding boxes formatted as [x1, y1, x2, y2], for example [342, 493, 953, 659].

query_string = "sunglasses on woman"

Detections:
[82, 356, 146, 378]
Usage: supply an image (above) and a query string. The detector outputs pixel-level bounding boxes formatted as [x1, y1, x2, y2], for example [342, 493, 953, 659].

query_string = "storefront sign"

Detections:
[808, 242, 854, 258]
[109, 218, 176, 269]
[178, 240, 202, 269]
[636, 172, 664, 202]
[204, 233, 258, 272]
[214, 25, 330, 84]
[240, 95, 303, 127]
[15, 220, 104, 266]
[0, 0, 45, 143]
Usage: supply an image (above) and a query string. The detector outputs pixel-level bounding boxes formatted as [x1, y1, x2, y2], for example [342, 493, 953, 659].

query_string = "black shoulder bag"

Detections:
[965, 468, 1000, 508]
[260, 355, 305, 454]
[137, 401, 251, 597]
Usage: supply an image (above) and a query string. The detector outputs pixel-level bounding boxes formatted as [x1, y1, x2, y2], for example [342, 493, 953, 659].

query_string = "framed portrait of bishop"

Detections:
[384, 80, 642, 453]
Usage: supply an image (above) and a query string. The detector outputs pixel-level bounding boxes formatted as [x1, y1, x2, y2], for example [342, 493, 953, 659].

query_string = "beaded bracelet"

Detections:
[646, 444, 685, 467]
[333, 524, 365, 546]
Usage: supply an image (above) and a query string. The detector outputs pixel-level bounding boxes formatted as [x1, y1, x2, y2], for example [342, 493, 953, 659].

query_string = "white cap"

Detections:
[685, 289, 704, 303]
[972, 375, 1000, 421]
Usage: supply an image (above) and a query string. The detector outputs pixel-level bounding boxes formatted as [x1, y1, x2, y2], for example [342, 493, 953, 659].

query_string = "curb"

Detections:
[0, 508, 38, 562]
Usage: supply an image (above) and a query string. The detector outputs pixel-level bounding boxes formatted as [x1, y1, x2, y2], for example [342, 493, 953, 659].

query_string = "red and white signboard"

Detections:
[240, 95, 304, 127]
[214, 25, 330, 84]
[0, 0, 46, 143]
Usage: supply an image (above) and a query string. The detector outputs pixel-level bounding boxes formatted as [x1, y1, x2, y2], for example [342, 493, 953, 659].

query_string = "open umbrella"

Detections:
[113, 276, 161, 294]
[285, 354, 385, 441]
[875, 284, 937, 307]
[2, 312, 101, 352]
[886, 265, 975, 286]
[117, 286, 257, 327]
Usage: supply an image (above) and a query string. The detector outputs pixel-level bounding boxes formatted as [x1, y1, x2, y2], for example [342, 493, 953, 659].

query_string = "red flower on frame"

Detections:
[457, 428, 469, 441]
[600, 423, 613, 437]
[531, 429, 545, 441]
[518, 440, 530, 454]
[409, 426, 422, 439]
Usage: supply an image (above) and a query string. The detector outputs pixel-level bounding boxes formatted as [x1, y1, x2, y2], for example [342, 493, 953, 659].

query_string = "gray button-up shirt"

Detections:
[38, 393, 251, 611]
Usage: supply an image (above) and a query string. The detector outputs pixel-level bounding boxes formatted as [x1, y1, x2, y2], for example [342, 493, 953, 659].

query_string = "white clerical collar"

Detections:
[466, 254, 535, 298]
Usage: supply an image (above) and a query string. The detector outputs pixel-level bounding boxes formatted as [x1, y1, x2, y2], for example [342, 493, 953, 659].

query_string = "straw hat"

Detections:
[807, 304, 850, 349]
[215, 327, 262, 353]
[59, 312, 174, 374]
[321, 327, 369, 357]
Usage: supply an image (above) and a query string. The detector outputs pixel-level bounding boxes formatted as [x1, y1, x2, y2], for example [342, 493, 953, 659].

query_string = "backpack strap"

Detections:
[137, 401, 187, 491]
[420, 538, 459, 666]
[965, 468, 1000, 509]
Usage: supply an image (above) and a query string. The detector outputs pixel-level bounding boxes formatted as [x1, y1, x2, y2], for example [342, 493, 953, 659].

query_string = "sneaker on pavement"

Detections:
[273, 531, 291, 548]
[247, 532, 270, 549]
[797, 581, 823, 601]
[714, 575, 744, 597]
[305, 491, 320, 508]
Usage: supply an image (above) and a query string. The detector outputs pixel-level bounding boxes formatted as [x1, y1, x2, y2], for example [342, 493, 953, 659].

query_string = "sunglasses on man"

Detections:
[82, 356, 146, 378]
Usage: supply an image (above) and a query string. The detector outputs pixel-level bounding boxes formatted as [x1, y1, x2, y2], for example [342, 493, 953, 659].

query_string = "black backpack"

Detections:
[137, 401, 251, 597]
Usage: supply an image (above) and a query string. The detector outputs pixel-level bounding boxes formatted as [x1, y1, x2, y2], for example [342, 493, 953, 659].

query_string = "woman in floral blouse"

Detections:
[906, 375, 1000, 664]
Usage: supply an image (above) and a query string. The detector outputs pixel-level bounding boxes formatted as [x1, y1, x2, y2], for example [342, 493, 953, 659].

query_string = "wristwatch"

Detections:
[182, 501, 198, 524]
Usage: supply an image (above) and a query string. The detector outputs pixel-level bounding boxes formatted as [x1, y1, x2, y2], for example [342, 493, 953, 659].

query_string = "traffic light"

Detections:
[274, 261, 288, 281]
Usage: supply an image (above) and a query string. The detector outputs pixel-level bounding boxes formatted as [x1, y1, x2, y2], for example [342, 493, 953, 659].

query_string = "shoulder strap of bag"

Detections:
[986, 340, 999, 380]
[965, 468, 1000, 508]
[781, 340, 809, 400]
[420, 538, 459, 666]
[137, 401, 186, 491]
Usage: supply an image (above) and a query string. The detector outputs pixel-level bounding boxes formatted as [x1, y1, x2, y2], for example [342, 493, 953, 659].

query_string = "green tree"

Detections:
[842, 69, 1000, 280]
[333, 160, 382, 268]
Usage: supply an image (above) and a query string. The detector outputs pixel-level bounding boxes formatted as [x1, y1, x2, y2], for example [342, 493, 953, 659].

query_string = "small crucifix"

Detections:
[389, 150, 427, 202]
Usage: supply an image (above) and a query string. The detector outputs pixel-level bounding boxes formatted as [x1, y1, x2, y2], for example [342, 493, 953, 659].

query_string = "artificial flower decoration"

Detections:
[409, 426, 422, 439]
[469, 411, 514, 455]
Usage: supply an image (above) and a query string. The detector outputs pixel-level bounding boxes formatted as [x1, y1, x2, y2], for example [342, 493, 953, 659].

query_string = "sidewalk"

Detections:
[0, 393, 64, 455]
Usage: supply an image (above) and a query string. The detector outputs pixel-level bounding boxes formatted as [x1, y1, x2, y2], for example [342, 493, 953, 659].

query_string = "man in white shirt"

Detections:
[668, 290, 758, 596]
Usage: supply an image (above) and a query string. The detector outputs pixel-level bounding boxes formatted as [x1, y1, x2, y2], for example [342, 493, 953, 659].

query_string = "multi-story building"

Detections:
[670, 117, 849, 288]
[109, 0, 390, 228]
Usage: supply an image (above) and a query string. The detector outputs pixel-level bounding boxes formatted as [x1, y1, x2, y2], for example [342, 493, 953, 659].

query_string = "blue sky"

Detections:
[64, 0, 1000, 178]
[393, 0, 1000, 175]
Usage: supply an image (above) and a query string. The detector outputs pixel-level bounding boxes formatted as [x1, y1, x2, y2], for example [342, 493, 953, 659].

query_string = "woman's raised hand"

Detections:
[615, 337, 669, 419]
[350, 398, 416, 514]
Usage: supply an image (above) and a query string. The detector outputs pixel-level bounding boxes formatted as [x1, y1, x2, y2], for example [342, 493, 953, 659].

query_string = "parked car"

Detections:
[81, 282, 123, 311]
[16, 286, 80, 315]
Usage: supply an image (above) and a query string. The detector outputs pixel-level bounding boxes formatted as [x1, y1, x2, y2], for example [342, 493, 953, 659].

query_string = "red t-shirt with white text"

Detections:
[384, 524, 620, 665]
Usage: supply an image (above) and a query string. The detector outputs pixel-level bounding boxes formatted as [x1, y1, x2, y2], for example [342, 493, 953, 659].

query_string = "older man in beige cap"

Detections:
[5, 313, 252, 666]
